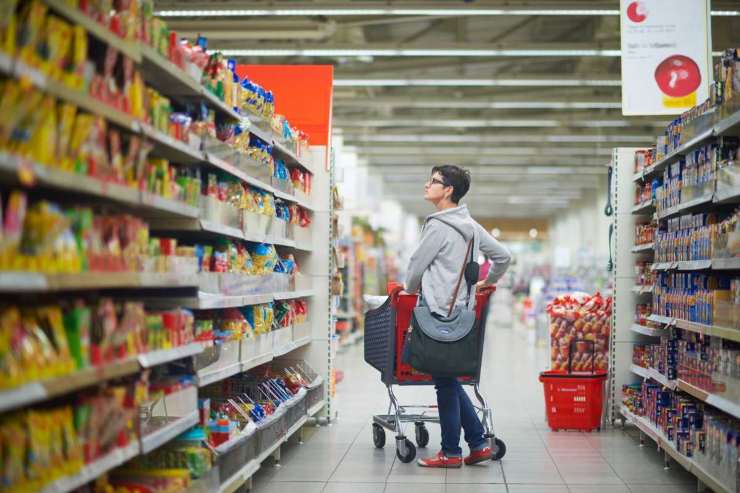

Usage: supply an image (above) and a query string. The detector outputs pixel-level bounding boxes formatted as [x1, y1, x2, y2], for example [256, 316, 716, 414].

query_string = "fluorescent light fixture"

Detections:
[220, 48, 620, 57]
[335, 99, 623, 109]
[333, 78, 621, 87]
[155, 8, 737, 17]
[335, 118, 663, 128]
[341, 133, 653, 143]
[344, 146, 614, 156]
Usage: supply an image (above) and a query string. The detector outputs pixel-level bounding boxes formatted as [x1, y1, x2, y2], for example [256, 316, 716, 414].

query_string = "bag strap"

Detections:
[447, 238, 474, 317]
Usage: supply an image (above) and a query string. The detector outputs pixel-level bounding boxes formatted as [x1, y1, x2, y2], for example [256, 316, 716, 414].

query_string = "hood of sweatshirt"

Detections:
[424, 204, 477, 242]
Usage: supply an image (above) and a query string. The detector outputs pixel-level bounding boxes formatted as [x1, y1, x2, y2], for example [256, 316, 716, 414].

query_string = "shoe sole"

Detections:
[418, 462, 463, 469]
[464, 455, 493, 466]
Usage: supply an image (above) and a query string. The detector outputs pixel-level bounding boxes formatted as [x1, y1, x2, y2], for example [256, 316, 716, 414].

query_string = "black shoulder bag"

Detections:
[405, 228, 481, 377]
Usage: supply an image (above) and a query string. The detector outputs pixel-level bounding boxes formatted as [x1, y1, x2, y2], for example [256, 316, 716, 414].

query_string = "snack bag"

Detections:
[547, 293, 612, 372]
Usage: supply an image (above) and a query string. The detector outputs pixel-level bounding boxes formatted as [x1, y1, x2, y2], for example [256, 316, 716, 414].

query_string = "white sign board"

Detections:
[620, 0, 712, 116]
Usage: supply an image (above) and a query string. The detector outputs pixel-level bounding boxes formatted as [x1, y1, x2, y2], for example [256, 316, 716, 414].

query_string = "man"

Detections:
[405, 165, 512, 468]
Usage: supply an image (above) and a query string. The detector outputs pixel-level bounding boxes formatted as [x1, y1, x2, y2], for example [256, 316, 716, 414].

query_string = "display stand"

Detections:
[610, 105, 740, 493]
[0, 6, 333, 491]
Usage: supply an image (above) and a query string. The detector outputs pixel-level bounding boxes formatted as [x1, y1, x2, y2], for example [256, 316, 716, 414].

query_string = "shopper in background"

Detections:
[405, 165, 512, 468]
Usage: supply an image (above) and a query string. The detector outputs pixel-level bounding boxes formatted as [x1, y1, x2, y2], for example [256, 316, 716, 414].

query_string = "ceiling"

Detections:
[154, 0, 740, 219]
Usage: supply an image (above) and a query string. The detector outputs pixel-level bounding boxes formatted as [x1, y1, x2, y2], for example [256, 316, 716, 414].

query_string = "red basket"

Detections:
[538, 370, 607, 431]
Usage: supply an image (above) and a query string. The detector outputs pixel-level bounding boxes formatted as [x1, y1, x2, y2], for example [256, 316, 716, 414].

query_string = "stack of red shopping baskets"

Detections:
[539, 293, 611, 432]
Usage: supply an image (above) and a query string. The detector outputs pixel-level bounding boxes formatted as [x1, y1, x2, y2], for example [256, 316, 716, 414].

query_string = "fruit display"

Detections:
[547, 293, 612, 372]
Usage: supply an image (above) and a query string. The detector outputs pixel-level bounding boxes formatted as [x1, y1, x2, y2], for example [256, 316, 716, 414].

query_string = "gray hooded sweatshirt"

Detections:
[405, 205, 512, 316]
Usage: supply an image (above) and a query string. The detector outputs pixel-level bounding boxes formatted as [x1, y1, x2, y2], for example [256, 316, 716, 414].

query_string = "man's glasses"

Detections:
[428, 178, 448, 187]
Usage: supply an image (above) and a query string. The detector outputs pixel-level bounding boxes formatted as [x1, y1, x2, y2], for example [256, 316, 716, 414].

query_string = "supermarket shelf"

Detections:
[630, 324, 665, 337]
[189, 292, 275, 310]
[138, 343, 204, 368]
[336, 311, 357, 319]
[241, 351, 275, 373]
[197, 362, 242, 388]
[42, 0, 141, 62]
[631, 243, 654, 253]
[710, 257, 740, 270]
[140, 44, 200, 94]
[631, 285, 653, 295]
[214, 424, 258, 456]
[139, 191, 199, 218]
[0, 343, 204, 414]
[274, 289, 316, 301]
[620, 405, 731, 493]
[657, 194, 714, 220]
[40, 441, 140, 493]
[714, 185, 740, 204]
[219, 414, 309, 493]
[631, 201, 655, 215]
[274, 336, 312, 358]
[637, 108, 740, 182]
[646, 314, 740, 343]
[676, 379, 740, 420]
[307, 400, 325, 417]
[0, 358, 139, 414]
[141, 124, 205, 165]
[149, 218, 300, 248]
[0, 272, 198, 292]
[630, 364, 675, 389]
[206, 154, 278, 195]
[244, 117, 315, 175]
[646, 314, 674, 325]
[141, 409, 200, 454]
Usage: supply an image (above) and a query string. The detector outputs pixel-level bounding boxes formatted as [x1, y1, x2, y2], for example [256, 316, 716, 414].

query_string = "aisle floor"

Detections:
[251, 324, 700, 493]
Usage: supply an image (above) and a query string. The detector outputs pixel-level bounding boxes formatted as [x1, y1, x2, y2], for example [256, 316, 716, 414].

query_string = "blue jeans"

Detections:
[433, 377, 487, 457]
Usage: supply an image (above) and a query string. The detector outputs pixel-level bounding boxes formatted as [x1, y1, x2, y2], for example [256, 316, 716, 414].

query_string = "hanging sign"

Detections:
[620, 0, 712, 115]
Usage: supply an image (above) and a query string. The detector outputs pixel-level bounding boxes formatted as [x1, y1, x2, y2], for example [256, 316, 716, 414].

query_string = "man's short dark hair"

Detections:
[431, 165, 471, 204]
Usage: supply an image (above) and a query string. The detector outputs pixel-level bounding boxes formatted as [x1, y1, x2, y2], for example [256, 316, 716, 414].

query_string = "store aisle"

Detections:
[251, 322, 699, 493]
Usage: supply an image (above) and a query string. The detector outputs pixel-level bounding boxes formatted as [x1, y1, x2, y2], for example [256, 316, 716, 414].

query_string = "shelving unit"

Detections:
[620, 406, 731, 493]
[0, 4, 332, 492]
[613, 104, 740, 492]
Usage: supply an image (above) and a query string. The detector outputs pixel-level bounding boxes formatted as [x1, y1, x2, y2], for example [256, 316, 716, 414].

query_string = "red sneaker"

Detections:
[464, 447, 493, 465]
[417, 451, 462, 468]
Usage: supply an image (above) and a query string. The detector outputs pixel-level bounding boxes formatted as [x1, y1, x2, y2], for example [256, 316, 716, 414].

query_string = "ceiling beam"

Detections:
[338, 131, 653, 144]
[334, 117, 663, 128]
[346, 145, 614, 156]
[333, 96, 622, 109]
[154, 2, 739, 17]
[360, 156, 605, 166]
[214, 42, 621, 58]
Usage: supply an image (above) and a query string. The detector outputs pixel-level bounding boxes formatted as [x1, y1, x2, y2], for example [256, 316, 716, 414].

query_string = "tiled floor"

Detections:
[251, 323, 701, 493]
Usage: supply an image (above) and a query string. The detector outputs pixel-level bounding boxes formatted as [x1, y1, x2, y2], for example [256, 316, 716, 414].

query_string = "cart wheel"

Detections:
[491, 438, 506, 461]
[415, 424, 430, 448]
[396, 439, 416, 463]
[372, 424, 386, 448]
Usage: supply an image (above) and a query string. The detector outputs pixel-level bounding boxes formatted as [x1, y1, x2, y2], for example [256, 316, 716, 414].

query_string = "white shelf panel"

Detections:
[273, 336, 312, 358]
[630, 324, 664, 337]
[0, 272, 198, 292]
[631, 201, 654, 215]
[631, 285, 653, 295]
[631, 243, 654, 253]
[138, 343, 204, 368]
[676, 379, 740, 420]
[141, 409, 200, 454]
[620, 405, 731, 493]
[630, 364, 675, 389]
[274, 289, 316, 301]
[197, 362, 242, 388]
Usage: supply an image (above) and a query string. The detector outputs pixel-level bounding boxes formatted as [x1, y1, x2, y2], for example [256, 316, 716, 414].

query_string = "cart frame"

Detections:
[363, 286, 506, 463]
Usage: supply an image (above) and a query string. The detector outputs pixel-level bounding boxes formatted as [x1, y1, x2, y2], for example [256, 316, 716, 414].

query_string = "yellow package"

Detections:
[68, 113, 94, 173]
[28, 95, 58, 165]
[37, 306, 75, 376]
[17, 1, 48, 67]
[6, 89, 44, 158]
[59, 406, 82, 473]
[56, 103, 77, 171]
[26, 410, 51, 482]
[45, 15, 73, 81]
[0, 80, 21, 148]
[0, 0, 18, 56]
[0, 307, 22, 389]
[22, 314, 56, 380]
[66, 25, 86, 90]
[0, 414, 28, 490]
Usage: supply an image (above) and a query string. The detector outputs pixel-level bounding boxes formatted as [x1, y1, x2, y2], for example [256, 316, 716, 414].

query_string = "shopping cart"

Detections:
[363, 284, 506, 463]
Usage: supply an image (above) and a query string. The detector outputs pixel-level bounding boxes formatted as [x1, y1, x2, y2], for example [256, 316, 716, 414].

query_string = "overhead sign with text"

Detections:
[620, 0, 712, 116]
